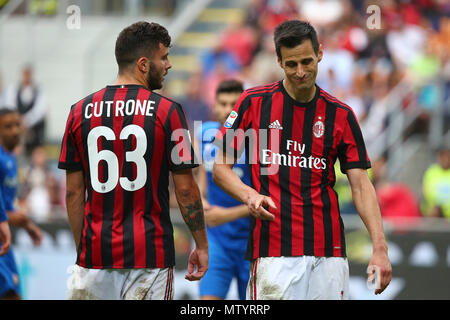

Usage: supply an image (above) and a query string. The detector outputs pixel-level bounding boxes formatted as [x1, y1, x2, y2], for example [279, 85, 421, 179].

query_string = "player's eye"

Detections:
[285, 61, 297, 68]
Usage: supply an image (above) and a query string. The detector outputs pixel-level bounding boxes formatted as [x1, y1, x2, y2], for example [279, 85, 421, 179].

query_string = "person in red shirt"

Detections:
[59, 21, 208, 300]
[372, 156, 422, 225]
[212, 20, 391, 299]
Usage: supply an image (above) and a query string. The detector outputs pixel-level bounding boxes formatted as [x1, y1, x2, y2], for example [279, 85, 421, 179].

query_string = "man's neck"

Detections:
[114, 73, 148, 88]
[283, 79, 316, 103]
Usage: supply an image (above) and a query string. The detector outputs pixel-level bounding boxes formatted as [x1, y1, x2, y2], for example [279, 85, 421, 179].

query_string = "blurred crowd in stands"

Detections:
[0, 0, 448, 225]
[0, 66, 66, 224]
[179, 0, 450, 224]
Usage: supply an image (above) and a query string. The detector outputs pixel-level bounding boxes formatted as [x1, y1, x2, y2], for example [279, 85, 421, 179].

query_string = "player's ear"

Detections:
[137, 57, 149, 73]
[317, 44, 323, 62]
[277, 55, 283, 68]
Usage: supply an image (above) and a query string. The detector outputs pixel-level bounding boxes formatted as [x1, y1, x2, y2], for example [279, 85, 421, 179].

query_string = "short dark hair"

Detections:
[115, 21, 171, 71]
[216, 79, 244, 96]
[0, 108, 17, 117]
[274, 20, 319, 60]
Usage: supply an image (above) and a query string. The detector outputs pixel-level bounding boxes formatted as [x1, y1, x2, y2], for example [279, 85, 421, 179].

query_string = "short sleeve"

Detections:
[337, 109, 371, 173]
[58, 107, 83, 171]
[213, 92, 252, 157]
[164, 102, 199, 171]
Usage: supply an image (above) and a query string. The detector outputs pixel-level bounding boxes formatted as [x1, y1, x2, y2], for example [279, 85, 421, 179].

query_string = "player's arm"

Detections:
[0, 192, 10, 255]
[347, 168, 392, 294]
[65, 169, 86, 249]
[196, 161, 210, 209]
[0, 220, 11, 255]
[204, 204, 249, 227]
[212, 149, 275, 221]
[5, 210, 43, 246]
[172, 168, 208, 281]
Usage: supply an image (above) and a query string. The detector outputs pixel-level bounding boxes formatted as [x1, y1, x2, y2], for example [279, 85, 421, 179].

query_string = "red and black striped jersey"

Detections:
[58, 84, 198, 269]
[214, 80, 371, 260]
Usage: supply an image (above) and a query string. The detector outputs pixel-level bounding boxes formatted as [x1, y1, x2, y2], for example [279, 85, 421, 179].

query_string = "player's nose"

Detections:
[296, 65, 306, 77]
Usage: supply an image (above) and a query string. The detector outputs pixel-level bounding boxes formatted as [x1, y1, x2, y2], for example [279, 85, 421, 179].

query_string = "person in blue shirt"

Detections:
[195, 80, 251, 300]
[0, 108, 42, 300]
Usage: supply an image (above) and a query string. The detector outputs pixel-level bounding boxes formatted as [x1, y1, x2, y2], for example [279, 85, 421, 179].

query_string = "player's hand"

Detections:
[25, 222, 43, 246]
[185, 246, 208, 281]
[367, 249, 392, 295]
[246, 191, 276, 221]
[0, 221, 11, 255]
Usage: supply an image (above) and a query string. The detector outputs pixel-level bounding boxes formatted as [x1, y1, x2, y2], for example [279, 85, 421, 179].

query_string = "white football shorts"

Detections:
[67, 264, 174, 300]
[247, 256, 349, 300]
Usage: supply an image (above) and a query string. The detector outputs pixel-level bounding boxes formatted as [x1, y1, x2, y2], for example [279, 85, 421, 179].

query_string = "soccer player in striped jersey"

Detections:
[212, 20, 392, 299]
[196, 80, 251, 300]
[59, 21, 208, 300]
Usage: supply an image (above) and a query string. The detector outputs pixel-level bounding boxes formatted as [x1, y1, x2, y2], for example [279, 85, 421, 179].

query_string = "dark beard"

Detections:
[147, 61, 163, 90]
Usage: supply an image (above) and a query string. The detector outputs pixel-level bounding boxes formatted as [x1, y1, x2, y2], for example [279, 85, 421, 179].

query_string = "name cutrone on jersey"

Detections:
[84, 99, 156, 118]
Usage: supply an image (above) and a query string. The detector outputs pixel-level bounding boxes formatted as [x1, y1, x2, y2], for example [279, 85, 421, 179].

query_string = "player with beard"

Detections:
[59, 21, 208, 300]
[0, 108, 43, 300]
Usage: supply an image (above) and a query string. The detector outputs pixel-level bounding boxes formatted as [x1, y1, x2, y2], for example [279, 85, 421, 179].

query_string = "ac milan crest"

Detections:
[313, 117, 324, 138]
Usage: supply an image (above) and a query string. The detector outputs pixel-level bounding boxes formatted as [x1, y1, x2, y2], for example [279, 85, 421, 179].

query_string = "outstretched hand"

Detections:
[247, 192, 276, 221]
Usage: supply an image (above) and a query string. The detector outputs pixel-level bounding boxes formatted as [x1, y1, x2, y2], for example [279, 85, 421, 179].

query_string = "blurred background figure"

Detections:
[3, 65, 47, 157]
[371, 155, 422, 225]
[422, 146, 450, 219]
[179, 71, 212, 131]
[21, 146, 56, 223]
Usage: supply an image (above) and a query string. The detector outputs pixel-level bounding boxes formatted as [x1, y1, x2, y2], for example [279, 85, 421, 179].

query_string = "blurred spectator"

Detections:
[3, 65, 47, 156]
[219, 18, 258, 68]
[178, 71, 212, 131]
[202, 60, 242, 109]
[298, 0, 345, 27]
[372, 156, 422, 225]
[201, 42, 240, 77]
[340, 66, 368, 121]
[29, 0, 58, 16]
[259, 0, 298, 33]
[47, 172, 66, 221]
[360, 58, 394, 147]
[316, 30, 355, 93]
[385, 15, 427, 71]
[422, 146, 450, 219]
[248, 34, 284, 86]
[0, 0, 8, 10]
[22, 146, 55, 223]
[245, 0, 268, 28]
